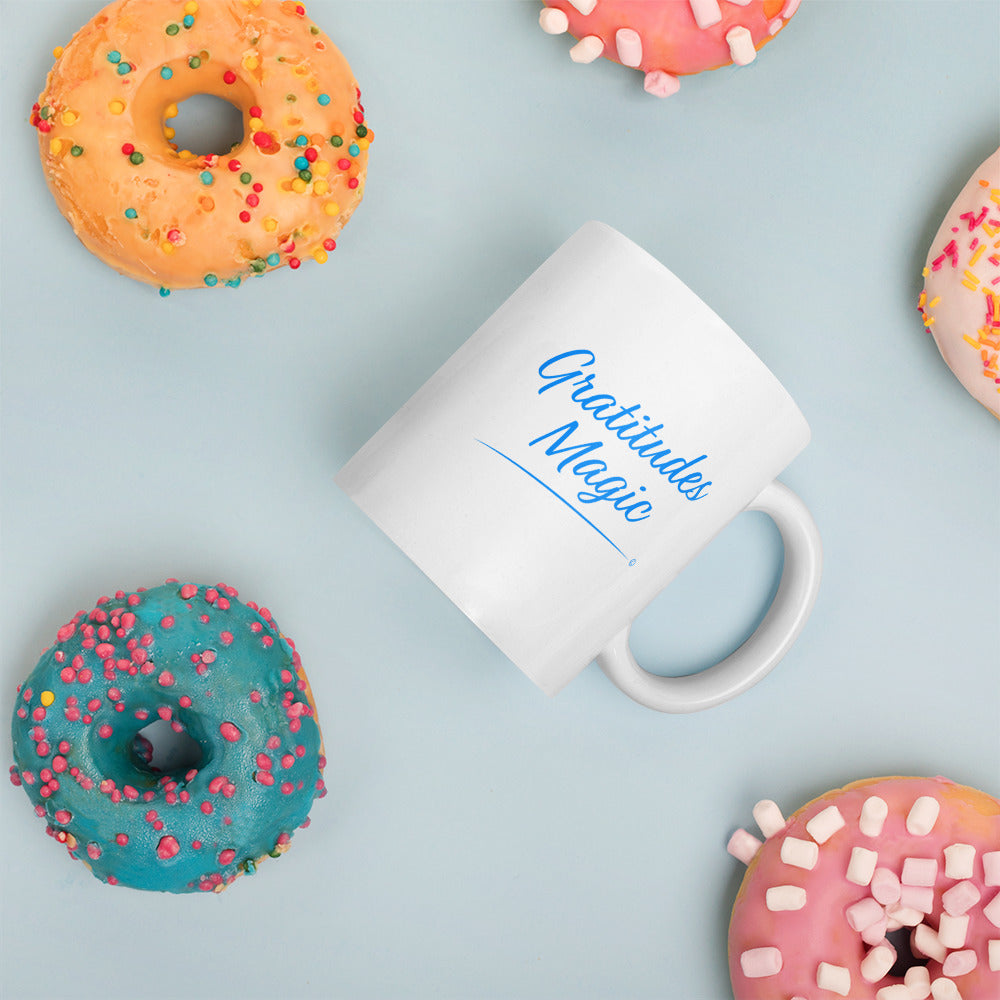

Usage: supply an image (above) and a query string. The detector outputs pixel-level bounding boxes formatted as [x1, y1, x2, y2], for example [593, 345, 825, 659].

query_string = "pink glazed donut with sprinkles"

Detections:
[9, 581, 326, 893]
[538, 0, 801, 96]
[726, 776, 1000, 1000]
[30, 0, 372, 293]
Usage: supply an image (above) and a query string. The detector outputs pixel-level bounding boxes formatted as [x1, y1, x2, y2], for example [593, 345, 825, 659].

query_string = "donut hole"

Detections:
[884, 927, 929, 978]
[166, 94, 244, 156]
[132, 718, 204, 777]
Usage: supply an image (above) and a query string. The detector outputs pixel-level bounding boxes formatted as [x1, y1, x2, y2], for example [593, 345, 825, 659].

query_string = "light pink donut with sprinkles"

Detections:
[727, 776, 1000, 1000]
[919, 147, 1000, 418]
[538, 0, 801, 96]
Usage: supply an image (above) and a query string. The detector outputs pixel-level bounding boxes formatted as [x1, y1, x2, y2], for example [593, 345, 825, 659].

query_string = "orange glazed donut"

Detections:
[538, 0, 801, 96]
[30, 0, 372, 293]
[726, 777, 1000, 1000]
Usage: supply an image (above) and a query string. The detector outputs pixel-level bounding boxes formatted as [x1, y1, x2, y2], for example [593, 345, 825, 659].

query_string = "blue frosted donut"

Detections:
[9, 580, 325, 893]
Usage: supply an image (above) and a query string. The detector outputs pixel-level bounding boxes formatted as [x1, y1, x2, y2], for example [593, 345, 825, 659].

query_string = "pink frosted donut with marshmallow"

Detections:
[726, 776, 1000, 1000]
[538, 0, 801, 96]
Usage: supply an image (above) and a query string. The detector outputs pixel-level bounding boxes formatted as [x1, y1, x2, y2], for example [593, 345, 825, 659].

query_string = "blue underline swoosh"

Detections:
[476, 439, 629, 561]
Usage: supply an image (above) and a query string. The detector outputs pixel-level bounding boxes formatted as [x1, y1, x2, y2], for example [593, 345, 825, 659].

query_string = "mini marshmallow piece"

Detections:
[902, 857, 938, 886]
[984, 850, 1000, 886]
[727, 828, 763, 864]
[538, 8, 569, 34]
[846, 897, 885, 932]
[899, 884, 935, 913]
[806, 805, 846, 844]
[642, 70, 680, 98]
[989, 939, 1000, 972]
[942, 879, 981, 916]
[847, 846, 878, 886]
[614, 28, 642, 68]
[941, 949, 977, 977]
[753, 799, 786, 839]
[861, 914, 889, 946]
[860, 796, 889, 837]
[860, 943, 897, 983]
[569, 36, 603, 63]
[943, 843, 976, 880]
[906, 795, 941, 835]
[725, 26, 757, 66]
[765, 885, 807, 911]
[566, 0, 597, 14]
[816, 962, 851, 996]
[905, 965, 932, 1000]
[876, 987, 913, 1000]
[886, 903, 924, 927]
[871, 866, 902, 905]
[937, 912, 970, 949]
[688, 0, 723, 30]
[740, 946, 782, 978]
[912, 923, 947, 963]
[984, 888, 1000, 928]
[781, 836, 819, 870]
[929, 978, 962, 1000]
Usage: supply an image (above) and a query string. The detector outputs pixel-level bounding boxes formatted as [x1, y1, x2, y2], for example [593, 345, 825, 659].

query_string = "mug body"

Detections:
[337, 222, 810, 694]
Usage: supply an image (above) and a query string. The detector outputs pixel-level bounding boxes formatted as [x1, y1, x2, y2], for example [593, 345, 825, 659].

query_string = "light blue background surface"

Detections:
[1, 2, 998, 998]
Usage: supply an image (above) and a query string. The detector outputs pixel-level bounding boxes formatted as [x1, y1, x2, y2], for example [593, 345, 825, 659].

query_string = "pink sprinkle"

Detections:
[158, 671, 175, 687]
[255, 770, 275, 786]
[219, 848, 236, 865]
[97, 724, 113, 739]
[55, 809, 72, 824]
[156, 835, 180, 860]
[116, 833, 128, 845]
[208, 775, 227, 794]
[161, 616, 175, 629]
[280, 782, 294, 795]
[201, 650, 216, 664]
[57, 623, 76, 642]
[179, 695, 192, 708]
[87, 843, 102, 860]
[219, 722, 241, 742]
[180, 584, 197, 599]
[200, 801, 213, 814]
[256, 753, 272, 770]
[220, 631, 233, 646]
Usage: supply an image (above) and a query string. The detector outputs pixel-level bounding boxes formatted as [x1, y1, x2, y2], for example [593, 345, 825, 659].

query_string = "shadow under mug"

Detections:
[337, 222, 822, 712]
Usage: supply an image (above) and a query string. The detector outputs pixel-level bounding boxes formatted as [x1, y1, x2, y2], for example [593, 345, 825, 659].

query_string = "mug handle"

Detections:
[595, 480, 822, 713]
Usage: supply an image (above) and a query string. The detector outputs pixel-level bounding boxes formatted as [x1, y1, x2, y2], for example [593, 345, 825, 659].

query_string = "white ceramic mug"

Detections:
[337, 222, 822, 712]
